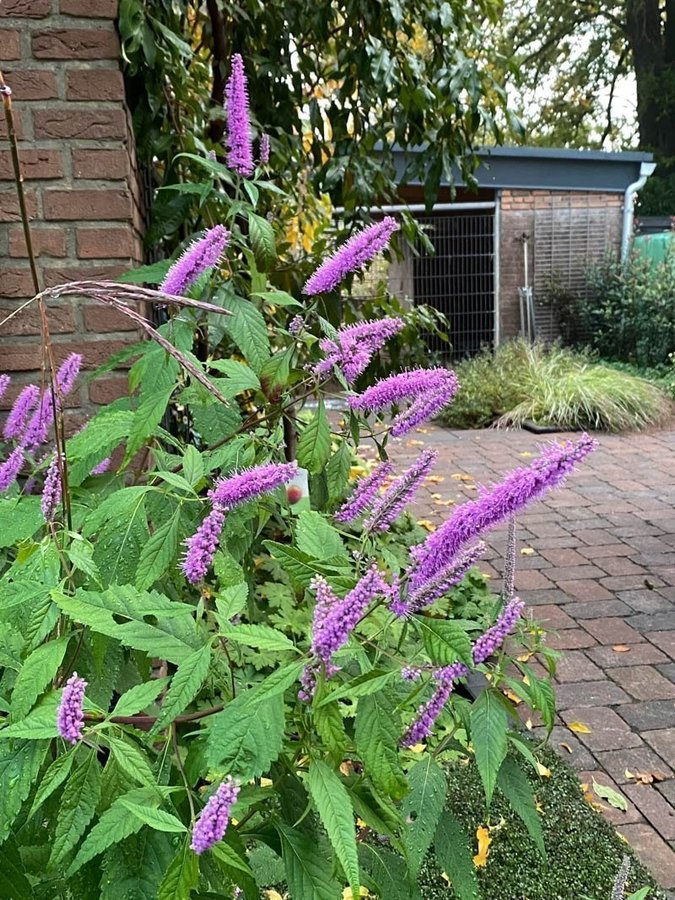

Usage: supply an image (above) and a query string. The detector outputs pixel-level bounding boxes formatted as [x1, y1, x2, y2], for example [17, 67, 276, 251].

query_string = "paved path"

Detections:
[383, 425, 675, 888]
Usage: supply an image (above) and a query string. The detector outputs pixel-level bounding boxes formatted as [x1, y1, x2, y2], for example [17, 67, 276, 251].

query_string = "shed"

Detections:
[355, 147, 655, 358]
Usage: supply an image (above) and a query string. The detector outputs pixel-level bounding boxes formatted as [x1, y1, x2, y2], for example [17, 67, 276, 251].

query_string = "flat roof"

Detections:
[392, 145, 655, 193]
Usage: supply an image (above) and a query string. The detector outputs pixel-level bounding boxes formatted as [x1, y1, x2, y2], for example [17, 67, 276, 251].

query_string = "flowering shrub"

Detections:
[0, 55, 596, 900]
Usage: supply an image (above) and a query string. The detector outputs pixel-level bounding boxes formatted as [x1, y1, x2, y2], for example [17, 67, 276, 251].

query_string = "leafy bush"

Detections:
[0, 57, 600, 900]
[440, 340, 672, 432]
[573, 251, 675, 368]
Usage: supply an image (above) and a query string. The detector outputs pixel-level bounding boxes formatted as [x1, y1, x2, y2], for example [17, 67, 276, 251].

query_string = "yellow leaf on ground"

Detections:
[431, 492, 444, 500]
[503, 688, 523, 705]
[426, 475, 445, 484]
[568, 721, 592, 734]
[451, 473, 474, 481]
[417, 519, 437, 532]
[407, 439, 425, 447]
[520, 547, 536, 556]
[473, 826, 491, 868]
[520, 451, 534, 457]
[516, 651, 533, 662]
[525, 718, 533, 730]
[260, 777, 273, 787]
[559, 742, 573, 754]
[612, 644, 631, 652]
[536, 762, 552, 777]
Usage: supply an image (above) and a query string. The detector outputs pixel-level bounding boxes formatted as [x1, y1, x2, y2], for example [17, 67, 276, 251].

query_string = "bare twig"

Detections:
[84, 703, 223, 727]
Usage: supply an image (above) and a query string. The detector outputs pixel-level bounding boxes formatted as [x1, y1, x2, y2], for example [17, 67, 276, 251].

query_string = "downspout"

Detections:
[621, 161, 656, 260]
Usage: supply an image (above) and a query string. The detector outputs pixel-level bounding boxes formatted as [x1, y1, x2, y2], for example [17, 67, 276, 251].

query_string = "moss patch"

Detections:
[419, 744, 668, 899]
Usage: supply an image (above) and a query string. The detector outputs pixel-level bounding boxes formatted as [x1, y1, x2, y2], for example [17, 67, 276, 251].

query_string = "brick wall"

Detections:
[0, 0, 143, 421]
[498, 189, 624, 341]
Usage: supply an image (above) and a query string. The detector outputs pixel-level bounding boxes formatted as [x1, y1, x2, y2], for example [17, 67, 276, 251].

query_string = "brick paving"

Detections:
[384, 425, 675, 889]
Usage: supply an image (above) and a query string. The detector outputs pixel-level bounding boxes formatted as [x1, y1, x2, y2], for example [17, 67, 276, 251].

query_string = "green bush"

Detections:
[574, 252, 675, 368]
[439, 340, 672, 432]
[418, 744, 668, 900]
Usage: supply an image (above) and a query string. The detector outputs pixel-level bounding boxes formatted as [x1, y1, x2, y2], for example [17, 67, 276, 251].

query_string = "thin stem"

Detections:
[172, 722, 196, 821]
[83, 703, 223, 727]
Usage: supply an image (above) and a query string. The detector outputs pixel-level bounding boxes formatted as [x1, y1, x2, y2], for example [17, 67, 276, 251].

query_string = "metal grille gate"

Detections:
[354, 206, 496, 359]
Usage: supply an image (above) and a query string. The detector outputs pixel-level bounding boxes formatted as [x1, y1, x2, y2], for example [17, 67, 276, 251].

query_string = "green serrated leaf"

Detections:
[470, 688, 508, 805]
[101, 827, 173, 900]
[49, 750, 101, 868]
[205, 694, 285, 779]
[221, 292, 271, 372]
[326, 443, 352, 500]
[66, 787, 160, 876]
[401, 756, 448, 876]
[277, 822, 340, 900]
[157, 839, 199, 900]
[418, 617, 473, 667]
[11, 634, 70, 721]
[0, 740, 49, 842]
[0, 497, 43, 549]
[0, 694, 60, 739]
[318, 669, 396, 706]
[150, 644, 211, 735]
[308, 760, 360, 894]
[111, 677, 170, 718]
[28, 748, 76, 819]
[297, 401, 331, 474]
[296, 510, 347, 561]
[181, 444, 204, 487]
[592, 778, 628, 812]
[498, 756, 547, 856]
[124, 386, 174, 466]
[359, 844, 422, 900]
[248, 212, 276, 270]
[67, 410, 135, 486]
[313, 700, 348, 764]
[208, 358, 261, 395]
[0, 836, 31, 899]
[107, 734, 156, 787]
[135, 509, 181, 590]
[355, 692, 408, 800]
[251, 289, 301, 308]
[220, 623, 296, 653]
[433, 811, 479, 900]
[118, 799, 187, 833]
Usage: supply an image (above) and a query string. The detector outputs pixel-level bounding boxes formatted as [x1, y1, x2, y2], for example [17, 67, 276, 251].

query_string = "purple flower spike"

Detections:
[288, 315, 304, 336]
[210, 461, 297, 509]
[56, 353, 82, 397]
[334, 460, 394, 524]
[301, 564, 389, 699]
[161, 225, 230, 298]
[394, 542, 486, 617]
[0, 446, 24, 493]
[41, 453, 62, 522]
[90, 458, 111, 476]
[225, 54, 254, 176]
[304, 217, 399, 296]
[22, 393, 51, 451]
[408, 434, 597, 595]
[401, 661, 468, 747]
[313, 318, 405, 384]
[349, 367, 459, 436]
[0, 374, 9, 404]
[472, 597, 525, 665]
[182, 504, 226, 585]
[57, 672, 87, 745]
[3, 383, 39, 441]
[191, 777, 240, 854]
[364, 449, 436, 533]
[259, 134, 270, 165]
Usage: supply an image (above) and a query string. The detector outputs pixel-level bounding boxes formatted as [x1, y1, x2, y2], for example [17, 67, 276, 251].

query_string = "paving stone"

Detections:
[624, 784, 675, 840]
[522, 588, 575, 606]
[538, 548, 588, 566]
[617, 589, 674, 614]
[643, 729, 675, 766]
[648, 632, 675, 659]
[659, 664, 675, 684]
[555, 579, 614, 601]
[576, 529, 621, 545]
[544, 564, 608, 581]
[555, 680, 631, 709]
[617, 701, 675, 731]
[532, 726, 595, 770]
[529, 604, 577, 630]
[616, 824, 675, 888]
[577, 769, 644, 825]
[597, 557, 648, 576]
[546, 628, 598, 650]
[630, 613, 675, 634]
[554, 650, 604, 683]
[608, 666, 675, 701]
[657, 779, 675, 806]
[514, 569, 555, 590]
[600, 575, 664, 591]
[562, 599, 632, 619]
[587, 643, 669, 668]
[596, 745, 673, 785]
[577, 543, 634, 559]
[581, 618, 646, 645]
[560, 706, 642, 752]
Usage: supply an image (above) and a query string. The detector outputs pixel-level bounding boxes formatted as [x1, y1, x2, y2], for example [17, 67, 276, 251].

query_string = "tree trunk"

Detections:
[626, 0, 675, 158]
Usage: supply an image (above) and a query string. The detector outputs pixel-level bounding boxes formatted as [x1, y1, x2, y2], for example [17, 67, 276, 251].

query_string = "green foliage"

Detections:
[440, 339, 672, 432]
[572, 251, 675, 369]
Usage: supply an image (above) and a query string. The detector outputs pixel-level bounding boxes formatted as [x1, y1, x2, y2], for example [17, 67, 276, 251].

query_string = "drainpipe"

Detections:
[621, 161, 656, 260]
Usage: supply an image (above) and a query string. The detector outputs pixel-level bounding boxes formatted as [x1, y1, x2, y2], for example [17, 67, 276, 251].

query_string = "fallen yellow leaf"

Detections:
[342, 888, 369, 899]
[417, 519, 437, 532]
[516, 651, 533, 662]
[260, 777, 273, 787]
[407, 439, 425, 447]
[612, 644, 631, 652]
[430, 492, 444, 500]
[559, 742, 573, 754]
[520, 451, 534, 457]
[536, 762, 552, 777]
[264, 892, 284, 900]
[568, 721, 592, 734]
[473, 826, 491, 868]
[520, 547, 536, 556]
[525, 718, 533, 730]
[409, 742, 426, 753]
[426, 475, 445, 484]
[503, 688, 523, 705]
[451, 473, 474, 481]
